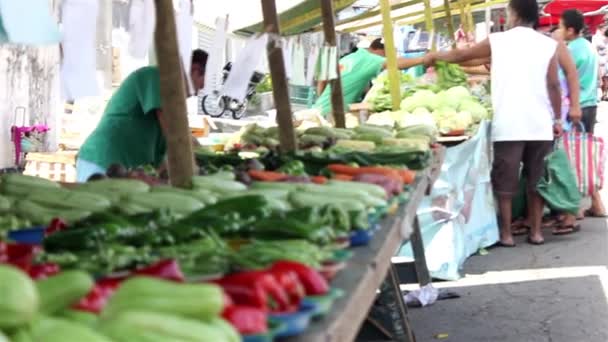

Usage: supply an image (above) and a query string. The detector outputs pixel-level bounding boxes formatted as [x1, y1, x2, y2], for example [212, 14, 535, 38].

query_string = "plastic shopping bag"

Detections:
[536, 148, 582, 215]
[561, 127, 605, 196]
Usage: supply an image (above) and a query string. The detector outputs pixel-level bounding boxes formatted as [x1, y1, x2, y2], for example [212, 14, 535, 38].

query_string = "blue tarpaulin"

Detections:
[398, 120, 499, 280]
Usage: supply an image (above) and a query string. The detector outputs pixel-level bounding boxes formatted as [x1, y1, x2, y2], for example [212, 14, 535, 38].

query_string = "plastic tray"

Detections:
[350, 229, 374, 246]
[269, 302, 316, 338]
[242, 319, 286, 342]
[302, 288, 345, 319]
[7, 227, 45, 244]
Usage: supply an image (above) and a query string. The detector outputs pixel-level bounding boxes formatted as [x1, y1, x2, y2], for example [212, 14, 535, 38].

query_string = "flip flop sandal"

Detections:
[527, 237, 545, 245]
[552, 224, 581, 236]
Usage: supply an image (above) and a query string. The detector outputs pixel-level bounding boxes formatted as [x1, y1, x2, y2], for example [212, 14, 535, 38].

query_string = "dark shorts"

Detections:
[569, 106, 597, 134]
[492, 141, 553, 197]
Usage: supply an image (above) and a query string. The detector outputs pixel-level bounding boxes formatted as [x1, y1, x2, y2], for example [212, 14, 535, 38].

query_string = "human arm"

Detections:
[424, 38, 491, 66]
[546, 53, 563, 136]
[556, 41, 581, 123]
[317, 80, 328, 95]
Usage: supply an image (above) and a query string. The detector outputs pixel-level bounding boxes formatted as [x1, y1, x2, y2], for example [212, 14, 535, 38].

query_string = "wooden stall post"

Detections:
[444, 0, 456, 48]
[320, 0, 346, 128]
[154, 0, 194, 188]
[379, 0, 401, 111]
[422, 0, 436, 51]
[261, 0, 297, 152]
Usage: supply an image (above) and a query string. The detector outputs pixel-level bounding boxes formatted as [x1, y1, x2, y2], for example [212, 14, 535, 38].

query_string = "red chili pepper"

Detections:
[132, 259, 184, 282]
[28, 263, 61, 280]
[4, 243, 41, 272]
[213, 281, 268, 311]
[73, 277, 125, 314]
[217, 271, 293, 313]
[45, 218, 68, 235]
[271, 261, 329, 296]
[270, 268, 305, 308]
[222, 305, 268, 335]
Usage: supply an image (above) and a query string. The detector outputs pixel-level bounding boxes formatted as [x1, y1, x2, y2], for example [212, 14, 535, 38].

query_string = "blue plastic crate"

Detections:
[289, 84, 316, 108]
[8, 227, 45, 244]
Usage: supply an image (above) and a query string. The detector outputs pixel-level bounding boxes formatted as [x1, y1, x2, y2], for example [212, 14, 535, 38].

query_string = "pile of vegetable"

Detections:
[434, 61, 468, 89]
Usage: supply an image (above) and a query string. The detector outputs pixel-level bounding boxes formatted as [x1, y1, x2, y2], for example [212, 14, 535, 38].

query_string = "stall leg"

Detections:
[358, 266, 416, 342]
[410, 217, 431, 287]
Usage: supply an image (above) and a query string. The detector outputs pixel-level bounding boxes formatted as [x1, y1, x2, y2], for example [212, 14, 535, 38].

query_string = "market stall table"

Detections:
[287, 147, 444, 342]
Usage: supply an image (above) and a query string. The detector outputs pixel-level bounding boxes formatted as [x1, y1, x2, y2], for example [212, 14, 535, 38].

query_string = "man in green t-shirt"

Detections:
[314, 38, 424, 116]
[76, 49, 208, 182]
[560, 10, 606, 218]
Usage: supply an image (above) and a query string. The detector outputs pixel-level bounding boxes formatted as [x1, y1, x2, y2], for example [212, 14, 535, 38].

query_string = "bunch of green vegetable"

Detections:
[435, 61, 467, 89]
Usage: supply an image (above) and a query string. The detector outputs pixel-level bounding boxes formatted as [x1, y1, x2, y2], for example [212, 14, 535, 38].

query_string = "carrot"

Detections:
[327, 164, 360, 176]
[397, 169, 416, 184]
[311, 176, 328, 184]
[248, 170, 288, 182]
[333, 174, 354, 181]
[357, 166, 402, 182]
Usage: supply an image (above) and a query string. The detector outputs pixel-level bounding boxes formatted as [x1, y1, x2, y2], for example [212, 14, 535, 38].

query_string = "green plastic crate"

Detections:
[289, 84, 317, 108]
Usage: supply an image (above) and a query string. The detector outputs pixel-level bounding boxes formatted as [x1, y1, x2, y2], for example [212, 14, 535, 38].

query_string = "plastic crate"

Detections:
[289, 84, 317, 108]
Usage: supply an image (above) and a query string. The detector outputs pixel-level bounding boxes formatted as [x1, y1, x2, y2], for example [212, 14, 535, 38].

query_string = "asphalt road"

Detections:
[407, 103, 608, 342]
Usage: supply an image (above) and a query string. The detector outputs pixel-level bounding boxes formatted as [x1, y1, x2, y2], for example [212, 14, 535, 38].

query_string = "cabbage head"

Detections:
[400, 90, 437, 112]
[446, 86, 471, 99]
[435, 91, 461, 110]
[412, 107, 432, 116]
[459, 99, 489, 123]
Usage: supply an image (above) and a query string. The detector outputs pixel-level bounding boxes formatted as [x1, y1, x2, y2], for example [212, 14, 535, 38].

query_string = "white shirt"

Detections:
[489, 27, 557, 142]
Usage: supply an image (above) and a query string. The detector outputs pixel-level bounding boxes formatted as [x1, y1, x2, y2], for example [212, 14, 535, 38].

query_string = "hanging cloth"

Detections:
[202, 16, 228, 95]
[306, 45, 320, 86]
[175, 0, 194, 95]
[291, 41, 306, 86]
[282, 37, 293, 80]
[128, 0, 155, 59]
[60, 0, 100, 101]
[0, 0, 61, 44]
[223, 34, 268, 102]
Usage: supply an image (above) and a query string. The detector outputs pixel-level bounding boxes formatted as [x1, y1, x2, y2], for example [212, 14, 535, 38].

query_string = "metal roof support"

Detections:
[320, 0, 346, 128]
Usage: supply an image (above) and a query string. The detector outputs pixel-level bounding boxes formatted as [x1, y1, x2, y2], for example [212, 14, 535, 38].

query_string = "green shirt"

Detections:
[79, 66, 166, 169]
[314, 48, 386, 116]
[568, 37, 599, 108]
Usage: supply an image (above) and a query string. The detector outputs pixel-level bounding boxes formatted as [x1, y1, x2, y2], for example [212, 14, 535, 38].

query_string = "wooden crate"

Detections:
[23, 151, 78, 183]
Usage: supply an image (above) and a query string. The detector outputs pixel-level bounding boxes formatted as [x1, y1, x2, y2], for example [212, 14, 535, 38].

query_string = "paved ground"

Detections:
[408, 103, 608, 342]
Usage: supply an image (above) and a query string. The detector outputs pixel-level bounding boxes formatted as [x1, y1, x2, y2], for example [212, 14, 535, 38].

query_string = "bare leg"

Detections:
[497, 195, 515, 246]
[589, 191, 607, 216]
[527, 190, 544, 244]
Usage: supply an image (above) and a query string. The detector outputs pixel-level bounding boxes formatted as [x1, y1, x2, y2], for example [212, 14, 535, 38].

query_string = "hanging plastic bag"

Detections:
[536, 147, 582, 215]
[561, 123, 606, 196]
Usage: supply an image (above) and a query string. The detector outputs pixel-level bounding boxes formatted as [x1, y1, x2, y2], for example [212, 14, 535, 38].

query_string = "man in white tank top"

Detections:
[424, 0, 563, 246]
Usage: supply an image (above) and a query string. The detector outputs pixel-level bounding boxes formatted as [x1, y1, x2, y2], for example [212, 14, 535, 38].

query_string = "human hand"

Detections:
[553, 122, 564, 138]
[423, 53, 437, 67]
[568, 105, 582, 124]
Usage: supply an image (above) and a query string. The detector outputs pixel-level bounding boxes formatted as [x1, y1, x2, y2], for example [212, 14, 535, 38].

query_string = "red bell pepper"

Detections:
[132, 259, 184, 282]
[271, 261, 329, 296]
[73, 277, 125, 314]
[216, 271, 294, 313]
[0, 241, 7, 263]
[28, 263, 61, 280]
[222, 305, 268, 335]
[270, 268, 305, 307]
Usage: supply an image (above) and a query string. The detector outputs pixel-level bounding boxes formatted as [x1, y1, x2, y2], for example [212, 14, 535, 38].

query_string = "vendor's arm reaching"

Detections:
[424, 38, 492, 66]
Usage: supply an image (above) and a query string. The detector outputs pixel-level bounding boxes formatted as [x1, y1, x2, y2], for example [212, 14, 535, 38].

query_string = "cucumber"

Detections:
[37, 271, 94, 315]
[0, 195, 10, 211]
[100, 311, 229, 342]
[1, 174, 61, 194]
[354, 125, 394, 138]
[204, 171, 236, 181]
[28, 187, 112, 212]
[327, 180, 387, 199]
[289, 192, 366, 212]
[192, 177, 247, 193]
[301, 184, 387, 207]
[29, 316, 112, 342]
[304, 127, 336, 138]
[78, 178, 150, 194]
[126, 192, 204, 215]
[151, 185, 218, 205]
[250, 182, 302, 191]
[0, 265, 39, 329]
[60, 310, 98, 327]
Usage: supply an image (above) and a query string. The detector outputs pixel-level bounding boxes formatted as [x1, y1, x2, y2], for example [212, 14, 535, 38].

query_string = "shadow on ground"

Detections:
[408, 217, 608, 342]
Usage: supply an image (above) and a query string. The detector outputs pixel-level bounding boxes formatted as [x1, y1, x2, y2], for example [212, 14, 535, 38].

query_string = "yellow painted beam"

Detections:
[379, 0, 401, 111]
[342, 0, 484, 33]
[335, 0, 424, 28]
[280, 0, 354, 32]
[444, 0, 456, 48]
[398, 0, 506, 26]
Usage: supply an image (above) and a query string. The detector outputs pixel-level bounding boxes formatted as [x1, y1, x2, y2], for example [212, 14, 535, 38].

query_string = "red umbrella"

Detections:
[539, 0, 608, 31]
